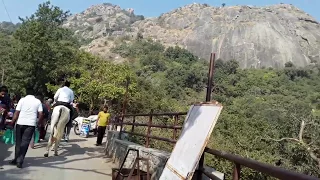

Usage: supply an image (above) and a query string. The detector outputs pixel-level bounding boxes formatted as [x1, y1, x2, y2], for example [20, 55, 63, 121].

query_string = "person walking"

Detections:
[29, 94, 48, 148]
[37, 95, 49, 141]
[95, 106, 110, 146]
[10, 87, 43, 168]
[0, 86, 11, 130]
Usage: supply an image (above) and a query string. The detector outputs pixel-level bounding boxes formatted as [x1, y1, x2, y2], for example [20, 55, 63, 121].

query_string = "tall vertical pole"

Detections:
[1, 68, 4, 85]
[198, 53, 216, 180]
[103, 99, 107, 106]
[206, 53, 215, 101]
[119, 78, 130, 139]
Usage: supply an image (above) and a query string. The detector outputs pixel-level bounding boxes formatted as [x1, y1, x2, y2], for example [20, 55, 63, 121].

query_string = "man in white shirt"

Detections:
[10, 87, 43, 168]
[52, 81, 74, 115]
[52, 81, 75, 133]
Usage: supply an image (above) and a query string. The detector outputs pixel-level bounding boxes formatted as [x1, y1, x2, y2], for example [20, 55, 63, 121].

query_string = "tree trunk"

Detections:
[78, 93, 82, 102]
[89, 99, 94, 116]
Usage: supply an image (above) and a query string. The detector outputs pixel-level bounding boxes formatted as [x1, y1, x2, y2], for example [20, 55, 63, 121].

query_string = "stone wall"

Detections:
[105, 130, 224, 180]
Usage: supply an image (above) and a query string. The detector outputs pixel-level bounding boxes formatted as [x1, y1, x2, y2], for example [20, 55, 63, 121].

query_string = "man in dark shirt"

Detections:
[36, 94, 49, 140]
[0, 86, 11, 129]
[0, 86, 11, 109]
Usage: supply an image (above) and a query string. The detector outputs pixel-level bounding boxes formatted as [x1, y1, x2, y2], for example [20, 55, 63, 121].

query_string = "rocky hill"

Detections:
[62, 3, 143, 40]
[0, 21, 20, 34]
[62, 3, 320, 68]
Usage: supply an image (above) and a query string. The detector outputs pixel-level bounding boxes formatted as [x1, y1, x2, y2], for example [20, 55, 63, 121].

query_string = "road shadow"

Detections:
[0, 138, 112, 178]
[0, 167, 35, 180]
[33, 138, 87, 149]
[0, 142, 22, 180]
[0, 142, 14, 162]
[67, 138, 88, 143]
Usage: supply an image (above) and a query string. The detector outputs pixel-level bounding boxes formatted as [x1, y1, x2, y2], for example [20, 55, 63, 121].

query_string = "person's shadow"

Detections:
[0, 138, 111, 179]
[0, 142, 23, 180]
[0, 141, 14, 162]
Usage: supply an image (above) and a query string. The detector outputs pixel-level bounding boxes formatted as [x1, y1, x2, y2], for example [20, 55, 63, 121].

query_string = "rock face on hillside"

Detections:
[63, 3, 143, 40]
[65, 3, 320, 68]
[0, 22, 20, 33]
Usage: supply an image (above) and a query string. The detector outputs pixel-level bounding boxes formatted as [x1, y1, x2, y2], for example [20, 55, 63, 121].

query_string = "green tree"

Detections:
[0, 32, 15, 84]
[139, 54, 167, 72]
[164, 46, 197, 65]
[12, 1, 78, 95]
[136, 31, 143, 41]
[62, 52, 136, 113]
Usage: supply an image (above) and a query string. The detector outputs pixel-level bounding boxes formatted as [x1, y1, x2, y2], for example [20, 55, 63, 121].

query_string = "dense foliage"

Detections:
[113, 39, 320, 178]
[0, 1, 319, 179]
[111, 38, 209, 113]
[208, 62, 320, 178]
[0, 21, 20, 34]
[112, 39, 320, 178]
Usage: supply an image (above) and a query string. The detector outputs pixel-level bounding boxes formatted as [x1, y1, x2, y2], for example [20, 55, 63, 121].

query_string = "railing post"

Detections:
[197, 53, 215, 180]
[145, 110, 153, 148]
[119, 115, 124, 139]
[173, 115, 178, 140]
[131, 116, 136, 133]
[206, 53, 215, 102]
[233, 163, 241, 180]
[118, 78, 130, 139]
[197, 153, 205, 180]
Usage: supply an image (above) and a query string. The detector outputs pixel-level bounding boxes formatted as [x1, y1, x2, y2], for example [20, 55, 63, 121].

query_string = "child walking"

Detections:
[95, 106, 110, 146]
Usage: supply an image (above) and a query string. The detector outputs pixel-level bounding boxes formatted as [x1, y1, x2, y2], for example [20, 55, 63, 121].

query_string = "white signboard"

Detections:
[160, 102, 223, 180]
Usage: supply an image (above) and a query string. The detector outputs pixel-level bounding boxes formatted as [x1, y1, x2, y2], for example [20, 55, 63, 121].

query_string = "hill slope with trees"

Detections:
[0, 1, 319, 179]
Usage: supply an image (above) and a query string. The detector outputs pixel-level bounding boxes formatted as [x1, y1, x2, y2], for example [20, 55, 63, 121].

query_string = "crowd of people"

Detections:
[0, 81, 111, 168]
[0, 85, 52, 134]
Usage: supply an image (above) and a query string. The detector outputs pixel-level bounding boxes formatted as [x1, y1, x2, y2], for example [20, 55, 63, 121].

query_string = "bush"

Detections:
[86, 26, 93, 31]
[95, 17, 103, 23]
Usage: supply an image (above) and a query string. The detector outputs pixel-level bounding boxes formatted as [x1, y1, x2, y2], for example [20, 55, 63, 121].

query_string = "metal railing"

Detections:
[200, 148, 318, 180]
[118, 112, 186, 147]
[116, 112, 318, 180]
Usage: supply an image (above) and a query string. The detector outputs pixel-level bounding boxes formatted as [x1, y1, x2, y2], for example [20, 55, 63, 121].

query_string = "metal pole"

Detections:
[198, 53, 216, 180]
[233, 163, 241, 180]
[146, 110, 153, 148]
[1, 68, 4, 85]
[131, 116, 136, 133]
[206, 53, 215, 101]
[118, 78, 130, 139]
[173, 115, 178, 140]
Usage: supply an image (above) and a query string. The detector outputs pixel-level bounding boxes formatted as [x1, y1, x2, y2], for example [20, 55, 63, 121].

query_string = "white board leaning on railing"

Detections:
[159, 101, 223, 180]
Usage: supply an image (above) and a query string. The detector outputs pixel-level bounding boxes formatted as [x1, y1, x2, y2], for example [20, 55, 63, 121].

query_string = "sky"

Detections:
[0, 0, 319, 23]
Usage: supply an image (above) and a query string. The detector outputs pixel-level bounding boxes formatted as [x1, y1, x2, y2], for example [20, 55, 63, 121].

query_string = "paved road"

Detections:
[0, 132, 114, 180]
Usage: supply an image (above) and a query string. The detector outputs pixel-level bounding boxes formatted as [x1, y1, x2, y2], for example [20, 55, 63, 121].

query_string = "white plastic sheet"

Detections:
[160, 102, 223, 180]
